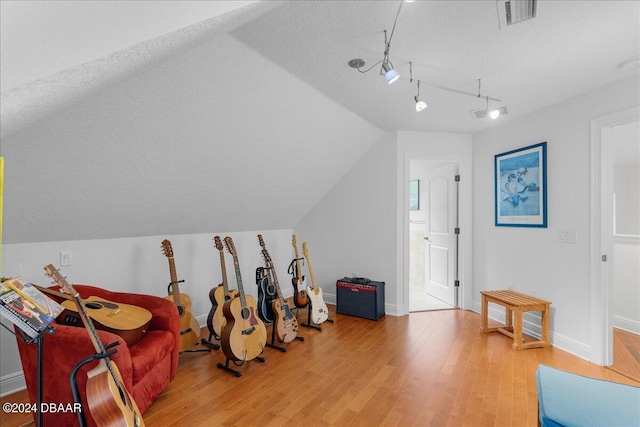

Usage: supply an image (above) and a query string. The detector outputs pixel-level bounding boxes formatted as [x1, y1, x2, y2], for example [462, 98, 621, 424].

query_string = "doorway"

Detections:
[590, 107, 639, 370]
[409, 160, 458, 312]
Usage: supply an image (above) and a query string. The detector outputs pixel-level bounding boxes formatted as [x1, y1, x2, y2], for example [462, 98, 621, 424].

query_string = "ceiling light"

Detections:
[382, 62, 400, 84]
[349, 2, 505, 117]
[414, 80, 427, 112]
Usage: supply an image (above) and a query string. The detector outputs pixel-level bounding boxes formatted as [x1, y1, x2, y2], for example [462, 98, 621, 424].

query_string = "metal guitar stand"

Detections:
[167, 281, 211, 354]
[69, 341, 120, 427]
[300, 302, 334, 331]
[217, 355, 266, 377]
[0, 322, 55, 427]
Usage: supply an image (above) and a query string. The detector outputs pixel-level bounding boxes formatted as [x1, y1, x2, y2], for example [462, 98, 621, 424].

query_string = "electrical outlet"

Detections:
[60, 251, 72, 266]
[558, 229, 577, 243]
[531, 289, 537, 297]
[352, 272, 359, 278]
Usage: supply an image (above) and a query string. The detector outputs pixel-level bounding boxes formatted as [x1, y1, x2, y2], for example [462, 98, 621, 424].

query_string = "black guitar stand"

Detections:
[0, 322, 55, 427]
[265, 321, 304, 352]
[70, 341, 121, 427]
[201, 334, 220, 350]
[167, 281, 211, 354]
[300, 302, 334, 331]
[217, 355, 266, 377]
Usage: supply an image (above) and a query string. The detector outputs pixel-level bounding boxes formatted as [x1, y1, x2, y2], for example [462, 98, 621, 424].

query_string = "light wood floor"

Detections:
[611, 327, 640, 382]
[2, 306, 639, 427]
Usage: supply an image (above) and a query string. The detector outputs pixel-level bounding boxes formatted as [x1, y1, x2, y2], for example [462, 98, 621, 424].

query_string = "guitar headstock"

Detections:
[224, 236, 237, 256]
[302, 242, 309, 258]
[257, 234, 266, 249]
[43, 264, 75, 296]
[214, 236, 223, 252]
[161, 239, 174, 258]
[261, 248, 273, 265]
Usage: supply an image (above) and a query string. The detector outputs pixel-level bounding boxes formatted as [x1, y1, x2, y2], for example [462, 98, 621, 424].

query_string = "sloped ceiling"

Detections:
[1, 1, 639, 244]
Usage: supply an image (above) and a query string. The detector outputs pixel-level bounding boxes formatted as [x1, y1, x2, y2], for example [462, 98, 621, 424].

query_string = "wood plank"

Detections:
[2, 306, 637, 427]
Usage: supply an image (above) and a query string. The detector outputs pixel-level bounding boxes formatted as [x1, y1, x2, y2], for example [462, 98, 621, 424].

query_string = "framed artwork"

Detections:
[494, 142, 547, 227]
[409, 179, 419, 211]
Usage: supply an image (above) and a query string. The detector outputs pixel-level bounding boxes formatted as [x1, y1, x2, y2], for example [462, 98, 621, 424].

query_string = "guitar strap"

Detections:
[287, 258, 305, 277]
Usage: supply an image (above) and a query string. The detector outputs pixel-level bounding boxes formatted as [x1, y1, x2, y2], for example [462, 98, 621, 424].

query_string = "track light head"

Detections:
[381, 62, 400, 84]
[489, 109, 500, 120]
[414, 95, 427, 112]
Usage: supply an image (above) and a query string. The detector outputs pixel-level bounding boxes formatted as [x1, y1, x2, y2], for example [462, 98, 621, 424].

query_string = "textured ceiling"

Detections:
[232, 0, 640, 133]
[1, 0, 639, 244]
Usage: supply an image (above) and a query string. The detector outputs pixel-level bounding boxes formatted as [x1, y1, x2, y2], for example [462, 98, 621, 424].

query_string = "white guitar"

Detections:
[302, 242, 329, 324]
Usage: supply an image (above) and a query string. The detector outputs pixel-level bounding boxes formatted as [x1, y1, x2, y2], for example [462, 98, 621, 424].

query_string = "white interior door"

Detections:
[424, 163, 458, 306]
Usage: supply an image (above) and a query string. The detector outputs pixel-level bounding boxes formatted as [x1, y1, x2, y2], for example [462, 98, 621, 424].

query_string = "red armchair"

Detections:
[15, 284, 180, 426]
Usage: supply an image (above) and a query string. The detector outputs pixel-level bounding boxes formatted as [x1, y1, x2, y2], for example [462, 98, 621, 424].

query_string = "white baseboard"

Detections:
[0, 371, 26, 397]
[471, 301, 592, 361]
[613, 315, 640, 335]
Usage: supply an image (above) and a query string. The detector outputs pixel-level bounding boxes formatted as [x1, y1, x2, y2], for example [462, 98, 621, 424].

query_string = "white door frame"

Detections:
[401, 150, 472, 315]
[589, 106, 639, 365]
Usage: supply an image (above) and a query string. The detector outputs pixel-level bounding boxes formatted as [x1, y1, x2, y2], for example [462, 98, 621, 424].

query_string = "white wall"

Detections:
[0, 228, 293, 396]
[472, 76, 640, 360]
[294, 132, 399, 311]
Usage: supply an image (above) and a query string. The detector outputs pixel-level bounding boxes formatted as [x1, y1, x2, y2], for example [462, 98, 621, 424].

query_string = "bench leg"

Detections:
[481, 294, 489, 332]
[513, 310, 523, 350]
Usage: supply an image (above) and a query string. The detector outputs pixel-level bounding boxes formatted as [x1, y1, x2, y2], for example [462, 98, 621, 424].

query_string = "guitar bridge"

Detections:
[241, 327, 256, 336]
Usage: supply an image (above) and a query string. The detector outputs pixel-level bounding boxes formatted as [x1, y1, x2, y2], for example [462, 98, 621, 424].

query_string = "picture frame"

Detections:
[409, 179, 419, 211]
[494, 142, 547, 227]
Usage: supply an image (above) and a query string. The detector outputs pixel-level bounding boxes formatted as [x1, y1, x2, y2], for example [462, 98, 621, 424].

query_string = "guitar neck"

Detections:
[219, 250, 229, 293]
[264, 250, 285, 305]
[292, 235, 303, 280]
[303, 243, 318, 292]
[231, 255, 247, 308]
[167, 257, 182, 304]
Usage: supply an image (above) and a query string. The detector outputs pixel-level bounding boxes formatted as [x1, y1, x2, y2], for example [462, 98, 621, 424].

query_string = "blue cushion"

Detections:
[536, 364, 640, 427]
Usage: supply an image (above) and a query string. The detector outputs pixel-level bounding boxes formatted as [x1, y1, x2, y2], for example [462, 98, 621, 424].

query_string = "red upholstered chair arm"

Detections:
[69, 284, 181, 379]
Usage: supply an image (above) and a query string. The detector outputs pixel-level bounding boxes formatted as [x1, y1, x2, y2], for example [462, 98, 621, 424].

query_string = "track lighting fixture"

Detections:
[382, 61, 400, 84]
[348, 1, 504, 118]
[414, 81, 427, 112]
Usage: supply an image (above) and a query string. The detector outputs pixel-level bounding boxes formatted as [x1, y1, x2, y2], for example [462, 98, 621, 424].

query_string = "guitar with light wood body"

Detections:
[291, 235, 308, 308]
[208, 236, 238, 340]
[220, 236, 266, 362]
[258, 235, 298, 343]
[35, 285, 151, 346]
[161, 239, 200, 352]
[44, 264, 144, 427]
[303, 242, 329, 324]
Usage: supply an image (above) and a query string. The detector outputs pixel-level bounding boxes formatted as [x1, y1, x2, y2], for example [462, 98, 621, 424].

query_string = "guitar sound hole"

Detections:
[85, 302, 103, 310]
[96, 301, 118, 309]
[177, 305, 185, 317]
[266, 283, 276, 296]
[241, 307, 250, 320]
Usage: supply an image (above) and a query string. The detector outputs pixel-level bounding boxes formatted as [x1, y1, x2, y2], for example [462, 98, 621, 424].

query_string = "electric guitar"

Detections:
[258, 235, 298, 343]
[161, 239, 200, 352]
[35, 285, 152, 347]
[208, 236, 238, 340]
[291, 235, 308, 308]
[302, 242, 329, 324]
[256, 265, 277, 323]
[43, 265, 145, 427]
[220, 236, 266, 362]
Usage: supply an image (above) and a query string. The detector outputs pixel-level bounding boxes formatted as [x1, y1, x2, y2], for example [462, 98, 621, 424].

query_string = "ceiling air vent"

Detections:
[469, 105, 509, 120]
[497, 0, 537, 29]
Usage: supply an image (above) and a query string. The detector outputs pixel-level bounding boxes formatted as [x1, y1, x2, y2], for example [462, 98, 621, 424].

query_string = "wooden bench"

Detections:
[480, 290, 551, 350]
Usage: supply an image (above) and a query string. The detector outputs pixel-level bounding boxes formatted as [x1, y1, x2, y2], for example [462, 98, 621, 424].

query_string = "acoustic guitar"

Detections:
[220, 236, 266, 362]
[161, 239, 200, 352]
[208, 236, 238, 340]
[291, 235, 308, 308]
[258, 235, 298, 343]
[44, 265, 145, 427]
[35, 285, 151, 346]
[302, 242, 329, 324]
